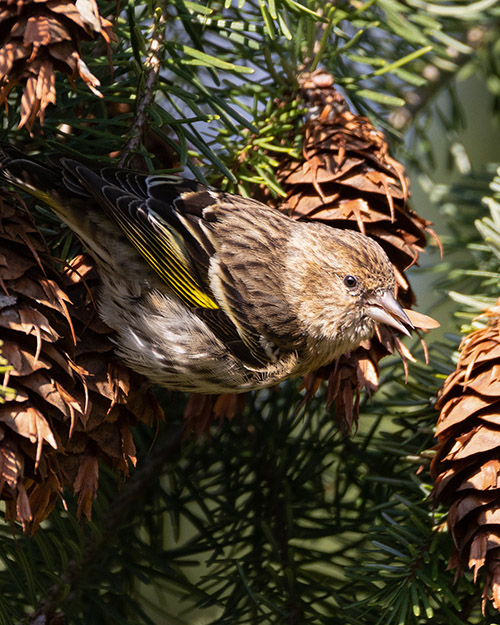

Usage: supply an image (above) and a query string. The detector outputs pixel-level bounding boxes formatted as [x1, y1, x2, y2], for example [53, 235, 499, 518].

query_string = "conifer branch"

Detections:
[119, 3, 167, 166]
[389, 25, 490, 130]
[28, 425, 184, 624]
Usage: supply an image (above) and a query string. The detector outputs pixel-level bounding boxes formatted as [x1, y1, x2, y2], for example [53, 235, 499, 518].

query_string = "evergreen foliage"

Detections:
[1, 0, 500, 623]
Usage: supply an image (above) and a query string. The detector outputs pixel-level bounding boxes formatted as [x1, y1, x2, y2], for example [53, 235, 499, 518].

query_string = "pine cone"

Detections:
[0, 193, 162, 531]
[0, 0, 115, 131]
[273, 70, 437, 431]
[432, 302, 500, 612]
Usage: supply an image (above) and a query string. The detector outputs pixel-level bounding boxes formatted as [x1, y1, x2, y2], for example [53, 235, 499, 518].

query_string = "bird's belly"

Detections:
[96, 281, 297, 394]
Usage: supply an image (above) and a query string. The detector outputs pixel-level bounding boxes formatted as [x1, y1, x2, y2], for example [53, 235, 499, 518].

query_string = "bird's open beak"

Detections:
[365, 291, 414, 337]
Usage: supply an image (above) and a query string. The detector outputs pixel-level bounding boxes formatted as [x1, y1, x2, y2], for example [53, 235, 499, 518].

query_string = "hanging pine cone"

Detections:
[0, 0, 114, 131]
[432, 302, 500, 612]
[0, 193, 162, 531]
[279, 71, 421, 301]
[273, 69, 438, 431]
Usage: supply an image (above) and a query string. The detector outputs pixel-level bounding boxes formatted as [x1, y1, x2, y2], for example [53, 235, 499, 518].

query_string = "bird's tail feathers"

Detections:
[0, 144, 88, 225]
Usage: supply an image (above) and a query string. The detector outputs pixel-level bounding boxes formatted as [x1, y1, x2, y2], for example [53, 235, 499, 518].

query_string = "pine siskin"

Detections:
[0, 145, 414, 393]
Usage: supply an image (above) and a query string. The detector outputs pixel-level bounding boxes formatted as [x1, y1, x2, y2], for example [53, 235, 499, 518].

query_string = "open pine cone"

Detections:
[433, 302, 500, 612]
[274, 70, 437, 431]
[0, 0, 114, 130]
[0, 193, 162, 531]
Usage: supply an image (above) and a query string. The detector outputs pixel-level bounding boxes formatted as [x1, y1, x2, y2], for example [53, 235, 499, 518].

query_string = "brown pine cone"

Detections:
[0, 192, 162, 531]
[0, 0, 115, 130]
[433, 302, 500, 612]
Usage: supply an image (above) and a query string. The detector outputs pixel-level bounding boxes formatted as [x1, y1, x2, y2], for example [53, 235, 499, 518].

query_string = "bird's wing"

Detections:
[65, 164, 217, 309]
[65, 163, 274, 367]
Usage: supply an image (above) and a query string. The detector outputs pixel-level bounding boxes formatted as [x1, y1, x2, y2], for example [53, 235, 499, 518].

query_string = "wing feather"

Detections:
[65, 162, 277, 367]
[68, 164, 219, 309]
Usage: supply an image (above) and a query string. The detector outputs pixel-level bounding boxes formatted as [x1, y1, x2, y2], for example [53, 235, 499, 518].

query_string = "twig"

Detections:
[119, 5, 167, 166]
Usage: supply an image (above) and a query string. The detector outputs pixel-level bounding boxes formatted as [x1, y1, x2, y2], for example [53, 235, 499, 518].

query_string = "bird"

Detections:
[0, 144, 413, 394]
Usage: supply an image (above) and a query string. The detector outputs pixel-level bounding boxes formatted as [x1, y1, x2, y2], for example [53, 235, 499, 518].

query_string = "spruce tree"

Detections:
[1, 1, 500, 623]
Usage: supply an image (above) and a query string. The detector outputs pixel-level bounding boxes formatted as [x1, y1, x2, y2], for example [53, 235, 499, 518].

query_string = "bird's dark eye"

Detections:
[343, 275, 358, 289]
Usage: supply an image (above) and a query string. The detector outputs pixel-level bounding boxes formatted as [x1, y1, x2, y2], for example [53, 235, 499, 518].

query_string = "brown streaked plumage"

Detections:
[0, 145, 414, 393]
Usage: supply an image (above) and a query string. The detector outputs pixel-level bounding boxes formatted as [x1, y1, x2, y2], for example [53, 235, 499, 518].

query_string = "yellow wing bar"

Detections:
[114, 209, 219, 310]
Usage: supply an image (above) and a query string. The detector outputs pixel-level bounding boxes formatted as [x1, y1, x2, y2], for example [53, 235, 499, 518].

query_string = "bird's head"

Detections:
[288, 224, 413, 358]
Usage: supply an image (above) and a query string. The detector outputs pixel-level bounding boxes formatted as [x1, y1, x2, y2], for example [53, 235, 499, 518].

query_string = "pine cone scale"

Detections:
[433, 307, 500, 607]
[0, 0, 112, 130]
[0, 198, 162, 529]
